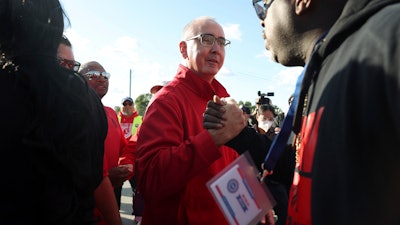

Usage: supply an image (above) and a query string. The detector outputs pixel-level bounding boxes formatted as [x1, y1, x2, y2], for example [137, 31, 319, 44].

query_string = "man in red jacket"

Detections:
[79, 61, 134, 225]
[135, 16, 247, 225]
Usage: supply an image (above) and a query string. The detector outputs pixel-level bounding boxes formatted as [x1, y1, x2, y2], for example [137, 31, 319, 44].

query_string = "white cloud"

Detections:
[63, 28, 90, 53]
[223, 23, 241, 41]
[275, 67, 303, 86]
[98, 36, 178, 107]
[255, 49, 273, 62]
[217, 66, 234, 78]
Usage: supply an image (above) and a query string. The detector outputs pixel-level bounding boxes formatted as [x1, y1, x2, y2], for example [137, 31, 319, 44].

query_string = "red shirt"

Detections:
[94, 107, 135, 224]
[103, 107, 129, 170]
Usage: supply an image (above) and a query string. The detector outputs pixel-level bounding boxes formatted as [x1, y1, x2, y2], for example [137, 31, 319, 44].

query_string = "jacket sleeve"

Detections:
[118, 129, 135, 180]
[119, 135, 137, 179]
[136, 98, 222, 200]
[226, 127, 272, 172]
[119, 136, 133, 165]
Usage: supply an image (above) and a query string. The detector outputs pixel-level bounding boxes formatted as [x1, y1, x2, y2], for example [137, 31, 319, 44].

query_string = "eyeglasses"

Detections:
[252, 0, 275, 20]
[83, 71, 111, 80]
[58, 57, 81, 72]
[123, 102, 133, 106]
[186, 33, 231, 47]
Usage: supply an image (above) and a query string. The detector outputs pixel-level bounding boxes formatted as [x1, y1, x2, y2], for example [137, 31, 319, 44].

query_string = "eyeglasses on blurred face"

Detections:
[58, 57, 80, 72]
[123, 102, 133, 106]
[186, 33, 231, 47]
[83, 71, 111, 80]
[252, 0, 274, 20]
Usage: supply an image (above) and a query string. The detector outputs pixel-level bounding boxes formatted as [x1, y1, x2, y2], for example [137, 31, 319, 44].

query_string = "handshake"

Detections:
[203, 95, 247, 146]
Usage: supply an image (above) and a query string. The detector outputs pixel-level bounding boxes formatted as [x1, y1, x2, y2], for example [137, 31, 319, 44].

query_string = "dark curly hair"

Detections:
[0, 0, 68, 58]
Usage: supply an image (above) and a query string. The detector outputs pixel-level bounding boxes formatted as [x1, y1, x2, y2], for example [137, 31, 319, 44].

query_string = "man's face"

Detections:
[122, 100, 134, 115]
[83, 63, 109, 99]
[260, 0, 303, 66]
[182, 20, 226, 80]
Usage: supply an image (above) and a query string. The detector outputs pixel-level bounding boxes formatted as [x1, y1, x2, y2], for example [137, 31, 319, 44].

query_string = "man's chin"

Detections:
[99, 90, 108, 99]
[268, 51, 279, 63]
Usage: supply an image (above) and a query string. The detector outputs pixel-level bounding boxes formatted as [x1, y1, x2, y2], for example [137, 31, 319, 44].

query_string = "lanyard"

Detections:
[263, 32, 328, 171]
[263, 67, 305, 171]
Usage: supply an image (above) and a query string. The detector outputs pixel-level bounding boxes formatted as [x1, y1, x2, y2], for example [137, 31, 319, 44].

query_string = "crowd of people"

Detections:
[1, 0, 399, 225]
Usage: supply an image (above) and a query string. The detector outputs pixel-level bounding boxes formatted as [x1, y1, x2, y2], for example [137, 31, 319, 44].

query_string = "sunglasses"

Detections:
[252, 0, 275, 20]
[58, 57, 81, 72]
[123, 102, 133, 106]
[186, 33, 231, 47]
[83, 71, 111, 80]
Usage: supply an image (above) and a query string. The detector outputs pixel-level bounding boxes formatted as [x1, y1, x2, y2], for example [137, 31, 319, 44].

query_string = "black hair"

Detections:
[1, 0, 67, 58]
[0, 1, 102, 223]
[258, 104, 276, 117]
[60, 35, 72, 47]
[241, 105, 251, 115]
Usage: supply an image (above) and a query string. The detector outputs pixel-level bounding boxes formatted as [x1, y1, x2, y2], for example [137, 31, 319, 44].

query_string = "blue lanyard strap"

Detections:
[263, 32, 328, 172]
[262, 68, 305, 171]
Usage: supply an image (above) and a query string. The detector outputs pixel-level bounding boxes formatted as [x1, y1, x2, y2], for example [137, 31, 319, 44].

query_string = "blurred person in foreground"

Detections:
[205, 0, 400, 224]
[58, 37, 121, 225]
[0, 0, 106, 224]
[79, 61, 134, 225]
[135, 16, 254, 225]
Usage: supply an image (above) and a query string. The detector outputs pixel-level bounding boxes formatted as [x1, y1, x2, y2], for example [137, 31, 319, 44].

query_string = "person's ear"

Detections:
[295, 0, 311, 15]
[179, 41, 188, 59]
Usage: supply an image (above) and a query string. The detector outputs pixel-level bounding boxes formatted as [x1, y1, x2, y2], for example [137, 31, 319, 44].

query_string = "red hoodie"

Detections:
[136, 65, 239, 225]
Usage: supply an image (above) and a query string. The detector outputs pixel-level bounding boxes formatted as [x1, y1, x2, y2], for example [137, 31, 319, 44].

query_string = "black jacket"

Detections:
[290, 0, 400, 224]
[0, 58, 107, 225]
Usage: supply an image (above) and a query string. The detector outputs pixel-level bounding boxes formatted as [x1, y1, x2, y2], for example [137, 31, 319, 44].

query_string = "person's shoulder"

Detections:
[104, 106, 116, 113]
[134, 113, 142, 119]
[103, 105, 116, 110]
[152, 84, 181, 102]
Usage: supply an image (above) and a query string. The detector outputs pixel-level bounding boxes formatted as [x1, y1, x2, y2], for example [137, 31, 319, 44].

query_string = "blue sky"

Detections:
[60, 0, 302, 113]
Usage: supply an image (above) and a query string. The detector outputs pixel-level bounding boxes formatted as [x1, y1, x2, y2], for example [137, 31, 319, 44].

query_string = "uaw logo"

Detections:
[227, 178, 249, 212]
[227, 179, 239, 193]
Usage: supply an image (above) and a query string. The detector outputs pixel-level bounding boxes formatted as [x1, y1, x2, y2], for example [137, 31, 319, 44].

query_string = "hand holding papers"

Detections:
[207, 152, 276, 225]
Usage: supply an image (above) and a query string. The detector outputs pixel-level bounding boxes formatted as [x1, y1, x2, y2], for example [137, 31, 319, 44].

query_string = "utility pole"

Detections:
[129, 69, 132, 97]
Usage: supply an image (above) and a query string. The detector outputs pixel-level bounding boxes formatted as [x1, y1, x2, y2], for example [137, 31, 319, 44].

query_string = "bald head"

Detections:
[79, 61, 105, 74]
[181, 16, 222, 40]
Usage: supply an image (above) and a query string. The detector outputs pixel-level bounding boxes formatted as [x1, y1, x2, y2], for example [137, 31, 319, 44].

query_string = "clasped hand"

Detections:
[203, 96, 276, 225]
[203, 95, 246, 146]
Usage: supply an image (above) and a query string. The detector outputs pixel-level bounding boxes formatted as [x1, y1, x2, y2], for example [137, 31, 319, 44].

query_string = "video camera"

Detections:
[256, 91, 274, 105]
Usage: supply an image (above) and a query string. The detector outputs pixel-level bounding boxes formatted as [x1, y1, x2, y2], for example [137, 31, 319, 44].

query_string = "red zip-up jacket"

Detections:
[136, 65, 239, 225]
[103, 106, 133, 170]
